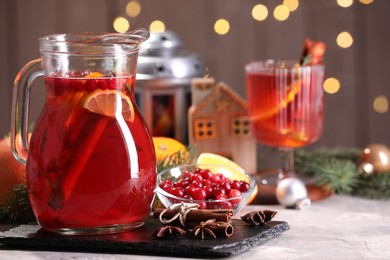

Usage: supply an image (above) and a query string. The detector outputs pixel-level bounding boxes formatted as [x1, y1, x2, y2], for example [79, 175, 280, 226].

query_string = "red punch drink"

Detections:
[27, 74, 156, 233]
[246, 61, 325, 148]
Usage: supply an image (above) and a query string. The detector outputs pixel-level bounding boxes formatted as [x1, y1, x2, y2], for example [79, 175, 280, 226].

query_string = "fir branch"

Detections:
[156, 145, 198, 173]
[313, 158, 359, 194]
[0, 184, 35, 223]
[351, 171, 390, 200]
[295, 148, 360, 194]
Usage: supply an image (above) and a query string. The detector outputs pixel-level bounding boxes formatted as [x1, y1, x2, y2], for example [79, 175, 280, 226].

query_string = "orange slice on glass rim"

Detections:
[82, 90, 134, 122]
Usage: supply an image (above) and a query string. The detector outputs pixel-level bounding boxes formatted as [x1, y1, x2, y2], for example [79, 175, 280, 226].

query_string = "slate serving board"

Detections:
[0, 218, 289, 257]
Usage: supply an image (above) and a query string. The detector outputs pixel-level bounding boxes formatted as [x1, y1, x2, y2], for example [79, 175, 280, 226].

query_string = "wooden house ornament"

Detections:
[188, 78, 257, 174]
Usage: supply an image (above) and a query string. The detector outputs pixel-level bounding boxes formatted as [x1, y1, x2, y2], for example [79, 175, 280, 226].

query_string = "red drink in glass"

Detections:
[26, 74, 156, 232]
[246, 61, 325, 149]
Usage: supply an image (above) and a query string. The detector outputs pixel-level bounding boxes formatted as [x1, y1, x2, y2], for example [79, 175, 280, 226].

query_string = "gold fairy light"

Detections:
[274, 5, 290, 21]
[337, 31, 354, 48]
[252, 4, 268, 21]
[373, 95, 389, 113]
[150, 20, 165, 32]
[113, 17, 130, 33]
[126, 0, 141, 18]
[214, 19, 230, 35]
[360, 0, 374, 4]
[337, 0, 353, 8]
[323, 77, 341, 94]
[283, 0, 299, 12]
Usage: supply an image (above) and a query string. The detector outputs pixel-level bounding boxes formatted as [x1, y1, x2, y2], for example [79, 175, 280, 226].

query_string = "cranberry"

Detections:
[218, 201, 233, 209]
[184, 185, 196, 196]
[70, 80, 84, 91]
[85, 79, 97, 92]
[231, 180, 241, 190]
[202, 179, 212, 187]
[201, 169, 213, 180]
[175, 179, 189, 188]
[209, 174, 222, 183]
[215, 194, 227, 201]
[228, 189, 242, 204]
[97, 79, 108, 90]
[191, 180, 203, 188]
[171, 187, 184, 198]
[197, 202, 207, 209]
[184, 170, 193, 179]
[191, 173, 203, 183]
[160, 180, 173, 190]
[108, 78, 118, 90]
[240, 181, 250, 192]
[203, 185, 213, 198]
[220, 181, 231, 193]
[213, 187, 226, 197]
[193, 188, 207, 200]
[183, 194, 193, 200]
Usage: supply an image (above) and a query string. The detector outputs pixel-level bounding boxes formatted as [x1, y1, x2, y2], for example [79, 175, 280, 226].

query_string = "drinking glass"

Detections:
[245, 60, 325, 178]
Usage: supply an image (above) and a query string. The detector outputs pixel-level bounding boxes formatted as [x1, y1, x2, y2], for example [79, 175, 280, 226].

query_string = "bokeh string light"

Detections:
[214, 19, 230, 35]
[113, 16, 129, 33]
[273, 5, 290, 21]
[252, 4, 268, 21]
[126, 0, 141, 18]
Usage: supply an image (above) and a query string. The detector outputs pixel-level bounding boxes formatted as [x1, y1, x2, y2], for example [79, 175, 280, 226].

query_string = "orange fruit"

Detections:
[0, 135, 27, 206]
[196, 153, 258, 204]
[82, 90, 134, 122]
[153, 137, 187, 162]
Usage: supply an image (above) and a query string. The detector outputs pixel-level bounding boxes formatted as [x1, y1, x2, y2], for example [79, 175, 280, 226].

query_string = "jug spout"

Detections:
[85, 28, 150, 45]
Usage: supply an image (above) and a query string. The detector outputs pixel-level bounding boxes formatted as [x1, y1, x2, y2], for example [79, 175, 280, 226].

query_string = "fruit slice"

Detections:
[254, 81, 301, 121]
[153, 137, 187, 162]
[300, 38, 326, 65]
[83, 90, 134, 122]
[83, 72, 105, 78]
[196, 153, 258, 204]
[257, 38, 326, 121]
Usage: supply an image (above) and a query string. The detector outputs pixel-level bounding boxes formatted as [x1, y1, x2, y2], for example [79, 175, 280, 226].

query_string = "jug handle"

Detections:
[11, 58, 43, 166]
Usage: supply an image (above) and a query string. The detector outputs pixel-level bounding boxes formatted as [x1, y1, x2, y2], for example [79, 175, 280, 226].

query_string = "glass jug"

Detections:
[11, 29, 156, 235]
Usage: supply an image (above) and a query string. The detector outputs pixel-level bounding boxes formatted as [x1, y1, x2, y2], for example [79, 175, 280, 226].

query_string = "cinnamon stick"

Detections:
[153, 208, 233, 229]
[47, 114, 109, 209]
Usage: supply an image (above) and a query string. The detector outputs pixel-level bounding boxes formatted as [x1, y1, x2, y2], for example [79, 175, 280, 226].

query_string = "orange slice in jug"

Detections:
[82, 90, 134, 122]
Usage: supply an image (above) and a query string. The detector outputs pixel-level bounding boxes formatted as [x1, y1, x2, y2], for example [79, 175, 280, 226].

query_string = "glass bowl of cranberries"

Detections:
[155, 164, 256, 215]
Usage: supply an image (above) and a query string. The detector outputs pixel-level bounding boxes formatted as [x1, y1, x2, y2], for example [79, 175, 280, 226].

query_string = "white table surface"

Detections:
[1, 195, 389, 260]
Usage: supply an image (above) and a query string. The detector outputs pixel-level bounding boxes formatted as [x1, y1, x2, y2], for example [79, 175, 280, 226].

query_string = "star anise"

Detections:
[153, 225, 186, 238]
[189, 219, 217, 239]
[241, 210, 277, 226]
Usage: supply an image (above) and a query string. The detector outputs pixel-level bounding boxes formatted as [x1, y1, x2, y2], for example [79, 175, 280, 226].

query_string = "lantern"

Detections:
[136, 31, 205, 144]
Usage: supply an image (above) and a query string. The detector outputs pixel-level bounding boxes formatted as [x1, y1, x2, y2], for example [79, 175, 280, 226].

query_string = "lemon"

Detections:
[82, 90, 134, 122]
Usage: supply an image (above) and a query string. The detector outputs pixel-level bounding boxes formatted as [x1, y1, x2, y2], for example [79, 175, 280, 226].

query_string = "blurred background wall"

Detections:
[0, 0, 389, 149]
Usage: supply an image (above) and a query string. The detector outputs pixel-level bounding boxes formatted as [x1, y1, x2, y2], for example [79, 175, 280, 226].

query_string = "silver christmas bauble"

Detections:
[276, 177, 310, 209]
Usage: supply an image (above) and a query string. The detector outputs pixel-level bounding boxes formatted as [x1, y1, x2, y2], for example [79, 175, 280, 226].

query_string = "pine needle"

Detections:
[0, 184, 35, 223]
[156, 145, 198, 173]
